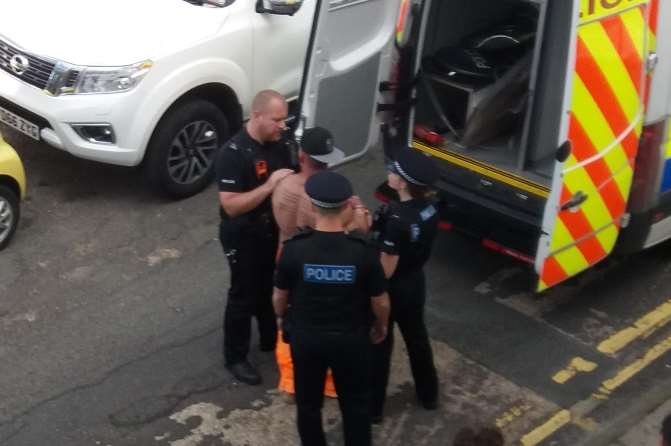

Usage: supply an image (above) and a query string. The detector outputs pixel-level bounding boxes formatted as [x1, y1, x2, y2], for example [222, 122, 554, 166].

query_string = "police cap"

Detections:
[305, 171, 353, 209]
[391, 148, 440, 186]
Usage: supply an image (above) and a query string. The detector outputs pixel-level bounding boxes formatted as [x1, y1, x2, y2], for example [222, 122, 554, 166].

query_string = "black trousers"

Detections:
[370, 270, 438, 417]
[220, 220, 278, 365]
[291, 330, 372, 446]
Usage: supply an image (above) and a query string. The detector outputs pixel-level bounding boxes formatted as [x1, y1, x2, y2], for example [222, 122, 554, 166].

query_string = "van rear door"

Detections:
[296, 0, 402, 162]
[536, 0, 652, 291]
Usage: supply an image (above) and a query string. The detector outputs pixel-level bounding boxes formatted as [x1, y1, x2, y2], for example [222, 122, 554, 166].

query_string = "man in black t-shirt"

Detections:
[273, 171, 390, 446]
[216, 90, 295, 385]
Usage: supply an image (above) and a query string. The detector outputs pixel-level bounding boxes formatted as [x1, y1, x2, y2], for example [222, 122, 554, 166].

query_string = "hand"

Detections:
[268, 168, 295, 190]
[370, 325, 387, 344]
[350, 195, 364, 208]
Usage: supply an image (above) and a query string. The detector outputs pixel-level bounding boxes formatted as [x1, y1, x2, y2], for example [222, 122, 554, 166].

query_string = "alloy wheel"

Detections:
[167, 120, 219, 185]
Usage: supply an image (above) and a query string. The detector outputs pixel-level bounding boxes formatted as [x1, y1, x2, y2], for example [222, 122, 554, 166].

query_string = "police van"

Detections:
[293, 0, 671, 291]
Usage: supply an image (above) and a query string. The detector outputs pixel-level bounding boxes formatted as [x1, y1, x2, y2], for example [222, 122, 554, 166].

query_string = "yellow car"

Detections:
[0, 131, 26, 250]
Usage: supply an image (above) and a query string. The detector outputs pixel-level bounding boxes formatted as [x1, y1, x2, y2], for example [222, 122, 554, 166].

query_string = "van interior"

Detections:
[414, 0, 574, 187]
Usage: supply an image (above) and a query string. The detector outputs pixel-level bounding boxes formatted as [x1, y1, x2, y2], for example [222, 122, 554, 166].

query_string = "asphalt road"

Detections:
[1, 126, 671, 446]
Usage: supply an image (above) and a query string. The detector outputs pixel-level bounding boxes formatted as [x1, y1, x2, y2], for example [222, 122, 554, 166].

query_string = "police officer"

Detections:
[370, 148, 441, 423]
[273, 171, 390, 446]
[216, 90, 295, 385]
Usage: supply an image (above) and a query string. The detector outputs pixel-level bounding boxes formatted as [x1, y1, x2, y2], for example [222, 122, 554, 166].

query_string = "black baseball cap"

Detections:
[300, 127, 345, 165]
[391, 148, 440, 186]
[305, 171, 353, 209]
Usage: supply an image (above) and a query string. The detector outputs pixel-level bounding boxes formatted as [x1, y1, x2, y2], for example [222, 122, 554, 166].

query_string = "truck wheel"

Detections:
[0, 185, 20, 250]
[145, 99, 229, 198]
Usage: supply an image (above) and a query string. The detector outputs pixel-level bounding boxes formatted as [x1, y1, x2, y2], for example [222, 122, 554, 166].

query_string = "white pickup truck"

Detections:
[0, 0, 312, 197]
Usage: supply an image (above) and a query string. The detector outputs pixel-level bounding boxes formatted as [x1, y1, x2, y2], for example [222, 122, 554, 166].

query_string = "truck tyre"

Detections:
[0, 184, 20, 251]
[145, 99, 229, 198]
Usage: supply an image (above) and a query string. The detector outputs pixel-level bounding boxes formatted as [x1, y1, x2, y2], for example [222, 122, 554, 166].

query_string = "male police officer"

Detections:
[216, 90, 295, 385]
[273, 171, 390, 446]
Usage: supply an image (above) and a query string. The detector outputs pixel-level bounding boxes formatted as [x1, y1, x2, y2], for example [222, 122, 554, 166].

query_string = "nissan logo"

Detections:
[10, 54, 29, 76]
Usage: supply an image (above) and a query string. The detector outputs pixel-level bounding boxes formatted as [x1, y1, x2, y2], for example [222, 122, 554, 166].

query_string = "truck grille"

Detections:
[0, 37, 55, 90]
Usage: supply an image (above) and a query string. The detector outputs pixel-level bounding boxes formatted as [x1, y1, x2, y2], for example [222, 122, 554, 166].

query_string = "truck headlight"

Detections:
[73, 60, 153, 94]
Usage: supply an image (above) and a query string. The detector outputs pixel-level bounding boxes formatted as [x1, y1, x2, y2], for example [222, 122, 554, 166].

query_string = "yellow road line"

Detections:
[552, 357, 598, 384]
[520, 410, 572, 446]
[597, 299, 671, 355]
[495, 403, 533, 429]
[597, 334, 671, 397]
[520, 332, 671, 444]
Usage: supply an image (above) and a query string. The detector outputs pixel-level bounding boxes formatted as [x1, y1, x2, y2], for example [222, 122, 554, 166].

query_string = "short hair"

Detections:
[662, 413, 671, 445]
[314, 203, 348, 217]
[301, 152, 327, 171]
[251, 89, 286, 114]
[407, 182, 432, 200]
[454, 426, 504, 446]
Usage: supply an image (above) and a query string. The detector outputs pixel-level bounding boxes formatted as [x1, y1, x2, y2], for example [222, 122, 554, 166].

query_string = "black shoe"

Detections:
[226, 361, 262, 385]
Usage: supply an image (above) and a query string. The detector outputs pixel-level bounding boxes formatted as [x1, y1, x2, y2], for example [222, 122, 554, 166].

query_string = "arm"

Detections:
[273, 287, 290, 319]
[220, 169, 294, 218]
[370, 292, 391, 344]
[346, 195, 372, 233]
[380, 252, 400, 279]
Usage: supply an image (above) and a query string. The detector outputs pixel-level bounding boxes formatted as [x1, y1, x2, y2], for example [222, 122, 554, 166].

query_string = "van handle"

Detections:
[561, 191, 588, 212]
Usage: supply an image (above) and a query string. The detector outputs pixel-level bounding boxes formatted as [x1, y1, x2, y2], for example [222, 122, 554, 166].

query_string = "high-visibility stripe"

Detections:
[568, 118, 627, 218]
[554, 245, 591, 278]
[649, 0, 659, 35]
[580, 19, 642, 120]
[539, 1, 649, 291]
[540, 257, 568, 292]
[595, 223, 620, 255]
[575, 38, 641, 158]
[558, 207, 608, 264]
[396, 0, 410, 44]
[580, 0, 647, 24]
[607, 11, 646, 92]
[571, 77, 633, 178]
[645, 0, 658, 108]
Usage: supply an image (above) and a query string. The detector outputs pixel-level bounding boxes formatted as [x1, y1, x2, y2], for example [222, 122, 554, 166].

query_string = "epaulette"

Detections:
[284, 227, 314, 244]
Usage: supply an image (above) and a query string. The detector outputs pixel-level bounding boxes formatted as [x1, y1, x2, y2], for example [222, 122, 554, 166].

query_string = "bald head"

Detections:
[252, 89, 287, 114]
[247, 89, 289, 144]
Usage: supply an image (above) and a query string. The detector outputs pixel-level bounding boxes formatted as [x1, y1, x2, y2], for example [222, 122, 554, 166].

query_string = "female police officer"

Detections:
[370, 148, 441, 423]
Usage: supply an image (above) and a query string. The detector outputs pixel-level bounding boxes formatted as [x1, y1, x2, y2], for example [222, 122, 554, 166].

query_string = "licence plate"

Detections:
[0, 105, 40, 140]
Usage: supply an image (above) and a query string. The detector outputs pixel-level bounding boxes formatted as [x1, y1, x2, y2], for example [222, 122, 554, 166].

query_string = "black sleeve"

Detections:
[216, 145, 246, 193]
[379, 216, 404, 256]
[365, 246, 388, 297]
[274, 244, 295, 290]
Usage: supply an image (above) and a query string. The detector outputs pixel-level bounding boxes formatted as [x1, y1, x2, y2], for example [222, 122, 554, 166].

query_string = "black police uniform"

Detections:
[370, 149, 441, 419]
[275, 172, 387, 446]
[216, 128, 293, 367]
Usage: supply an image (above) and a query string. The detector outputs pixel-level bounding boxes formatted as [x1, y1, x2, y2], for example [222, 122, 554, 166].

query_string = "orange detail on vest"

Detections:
[255, 160, 269, 180]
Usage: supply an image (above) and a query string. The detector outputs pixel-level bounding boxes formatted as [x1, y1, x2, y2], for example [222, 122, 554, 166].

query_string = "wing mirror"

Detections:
[256, 0, 303, 16]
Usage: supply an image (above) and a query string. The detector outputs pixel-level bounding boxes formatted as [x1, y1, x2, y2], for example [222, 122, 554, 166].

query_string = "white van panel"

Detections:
[647, 0, 671, 123]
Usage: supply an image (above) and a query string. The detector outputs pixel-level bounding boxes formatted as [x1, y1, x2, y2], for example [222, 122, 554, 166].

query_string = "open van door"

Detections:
[536, 0, 652, 291]
[296, 0, 403, 163]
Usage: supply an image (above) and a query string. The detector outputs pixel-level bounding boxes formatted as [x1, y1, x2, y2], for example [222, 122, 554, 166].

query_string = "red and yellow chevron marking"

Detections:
[645, 0, 659, 107]
[538, 3, 650, 291]
[396, 0, 411, 45]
